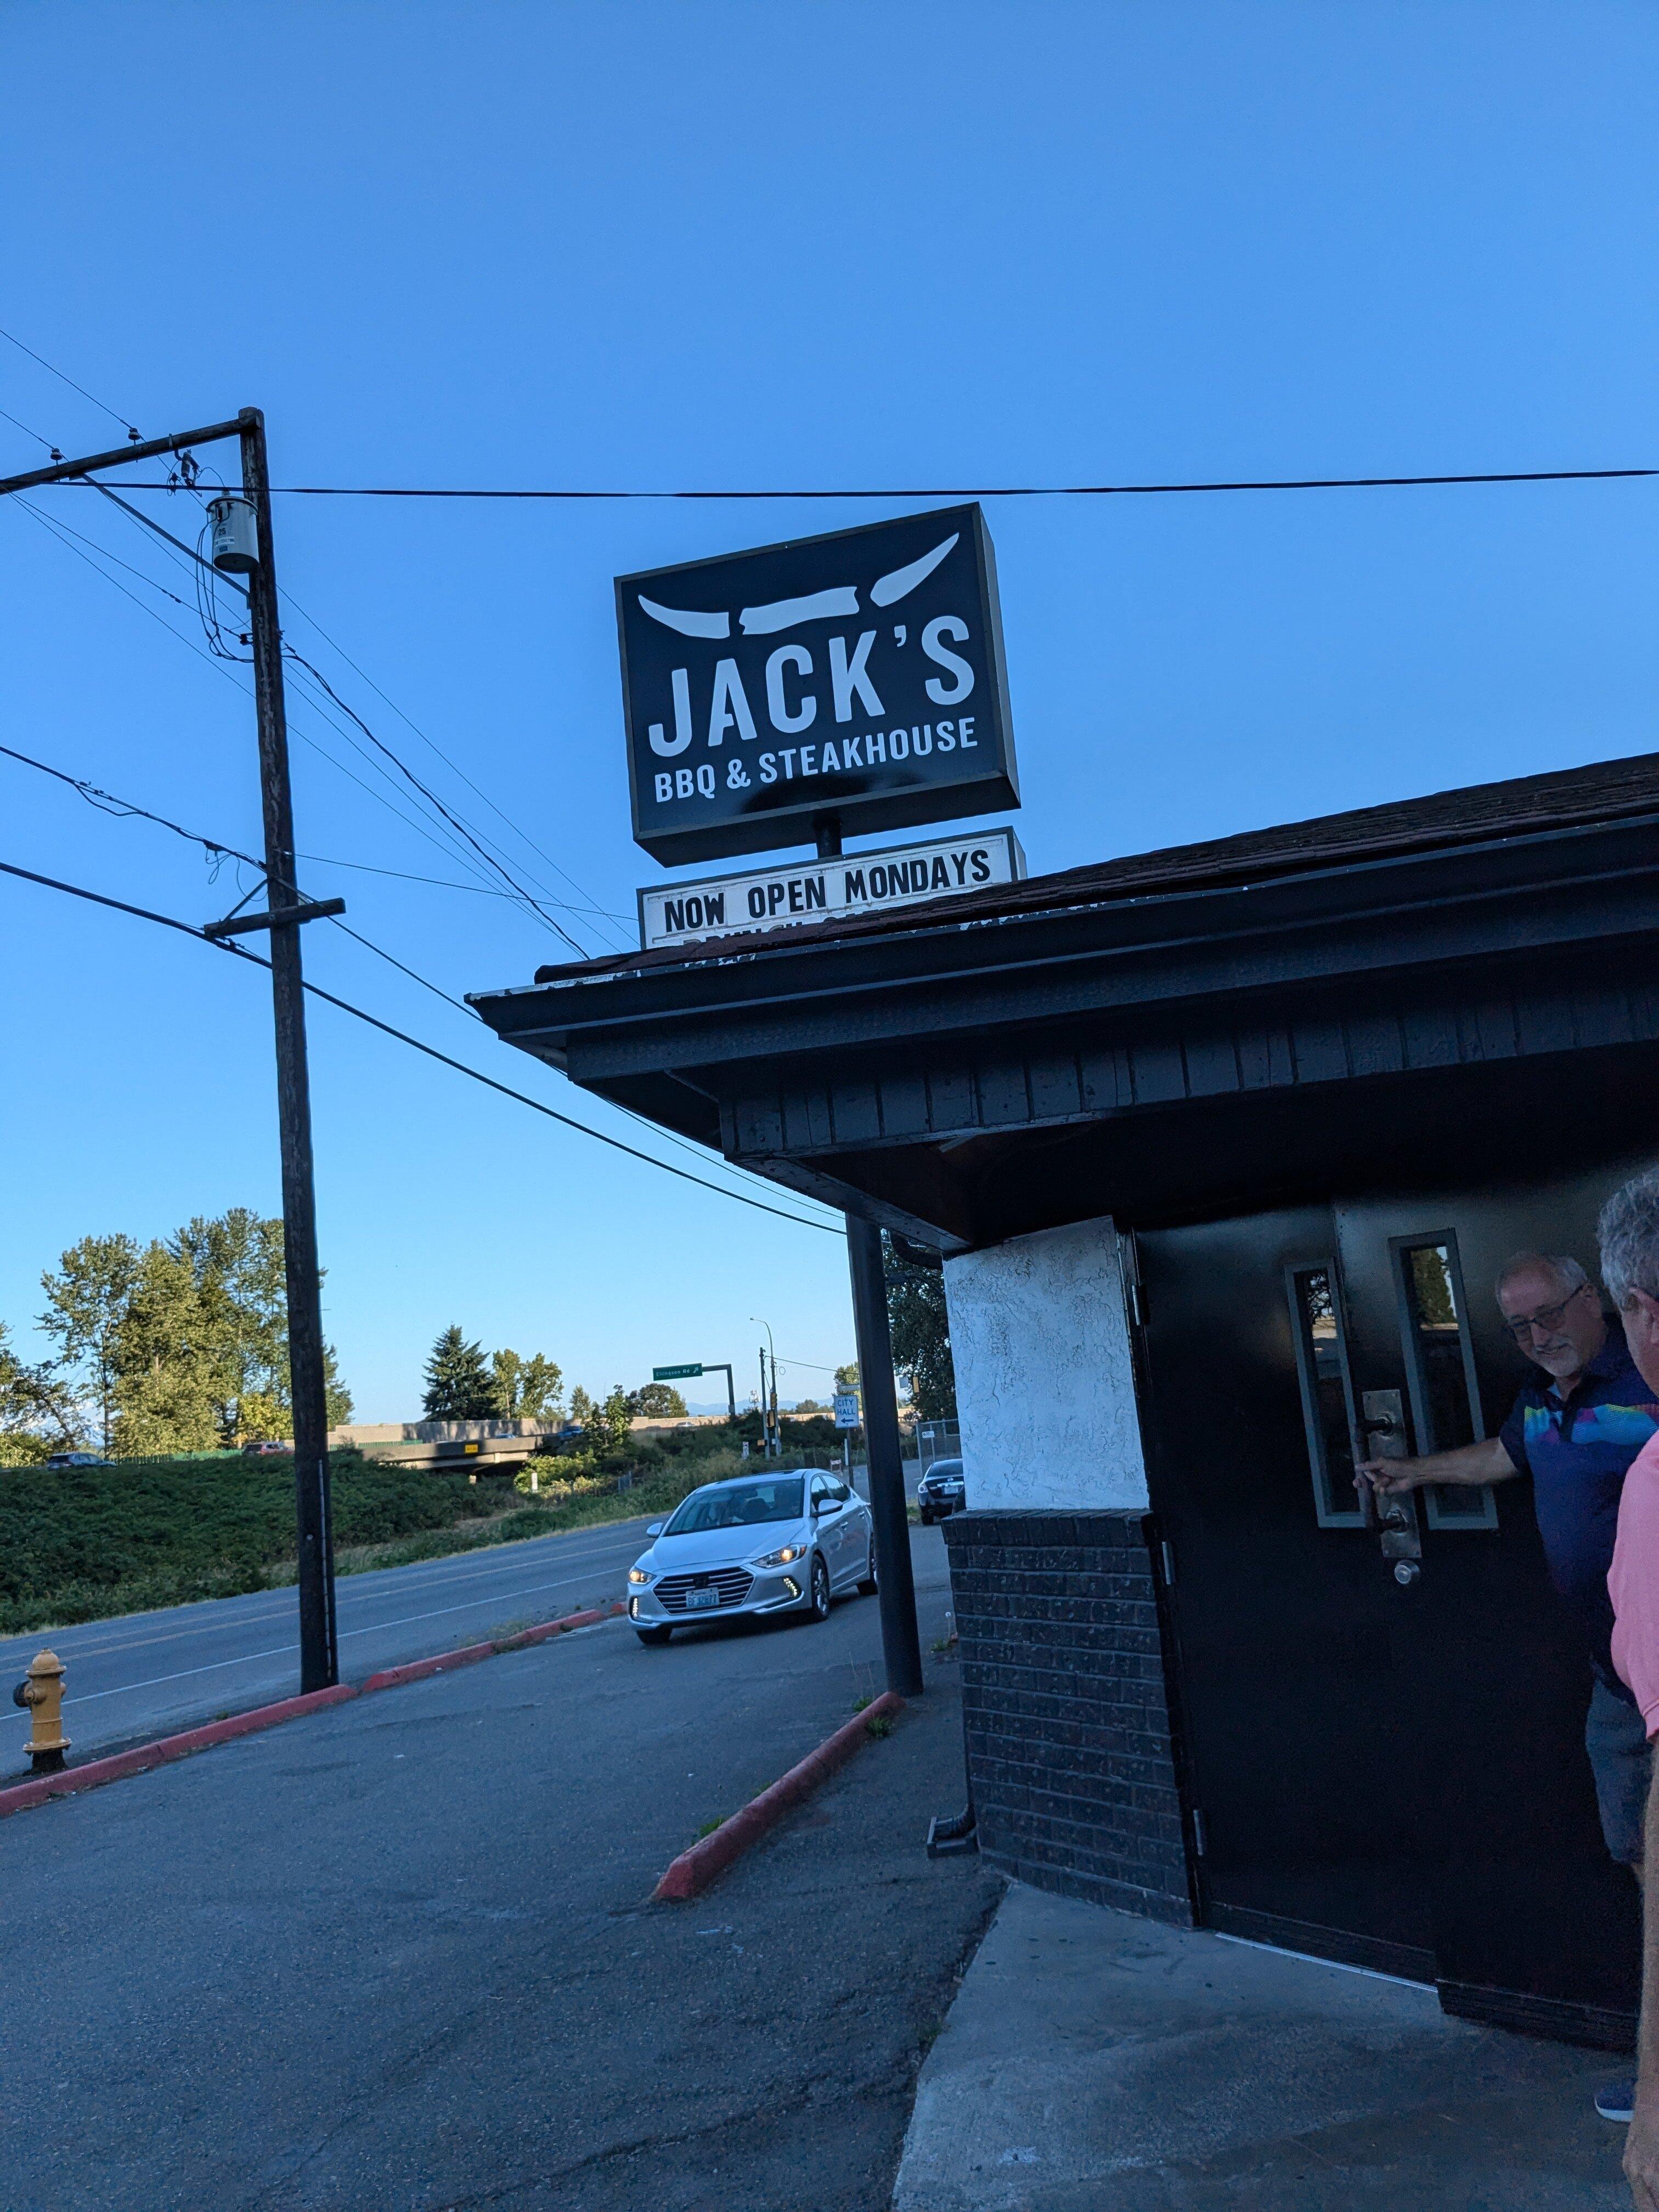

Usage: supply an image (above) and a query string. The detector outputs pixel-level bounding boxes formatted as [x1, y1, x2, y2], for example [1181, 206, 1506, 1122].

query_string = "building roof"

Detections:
[531, 751, 1659, 987]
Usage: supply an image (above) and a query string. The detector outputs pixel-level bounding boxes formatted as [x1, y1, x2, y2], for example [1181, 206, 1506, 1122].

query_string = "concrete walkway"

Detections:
[894, 1883, 1631, 2210]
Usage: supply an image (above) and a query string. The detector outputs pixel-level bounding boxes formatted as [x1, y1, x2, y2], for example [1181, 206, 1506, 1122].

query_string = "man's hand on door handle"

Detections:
[1355, 1433, 1518, 1500]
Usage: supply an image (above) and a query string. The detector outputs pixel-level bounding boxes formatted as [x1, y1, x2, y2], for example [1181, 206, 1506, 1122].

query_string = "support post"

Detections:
[241, 408, 338, 1694]
[845, 1217, 924, 1697]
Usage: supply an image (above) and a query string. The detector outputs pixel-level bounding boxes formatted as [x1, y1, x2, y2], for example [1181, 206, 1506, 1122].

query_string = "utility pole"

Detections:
[845, 1217, 924, 1697]
[0, 410, 340, 1697]
[240, 409, 338, 1692]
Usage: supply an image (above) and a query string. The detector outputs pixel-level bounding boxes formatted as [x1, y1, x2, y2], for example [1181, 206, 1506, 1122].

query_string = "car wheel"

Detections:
[918, 1506, 933, 1526]
[807, 1553, 831, 1623]
[857, 1538, 879, 1596]
[634, 1625, 673, 1646]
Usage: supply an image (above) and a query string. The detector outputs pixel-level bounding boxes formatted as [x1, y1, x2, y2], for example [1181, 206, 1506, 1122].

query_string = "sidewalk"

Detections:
[894, 1883, 1630, 2210]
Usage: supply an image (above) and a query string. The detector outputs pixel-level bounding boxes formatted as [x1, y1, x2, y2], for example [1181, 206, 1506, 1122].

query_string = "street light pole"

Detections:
[240, 408, 338, 1694]
[751, 1317, 777, 1454]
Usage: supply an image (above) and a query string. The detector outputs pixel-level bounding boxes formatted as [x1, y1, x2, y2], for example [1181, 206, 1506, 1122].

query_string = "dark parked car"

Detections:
[44, 1452, 110, 1469]
[917, 1457, 965, 1525]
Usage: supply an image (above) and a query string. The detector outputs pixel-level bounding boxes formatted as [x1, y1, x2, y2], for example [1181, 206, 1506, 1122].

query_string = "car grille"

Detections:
[653, 1567, 754, 1613]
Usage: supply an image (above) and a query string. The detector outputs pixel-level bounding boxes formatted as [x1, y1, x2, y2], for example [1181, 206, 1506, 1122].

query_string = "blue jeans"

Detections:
[1585, 1677, 1652, 1866]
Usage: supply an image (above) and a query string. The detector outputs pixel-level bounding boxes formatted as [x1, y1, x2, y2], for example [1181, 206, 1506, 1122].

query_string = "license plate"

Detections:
[685, 1589, 719, 1610]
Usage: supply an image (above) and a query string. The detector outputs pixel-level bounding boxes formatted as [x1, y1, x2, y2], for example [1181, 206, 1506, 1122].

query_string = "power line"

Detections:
[70, 482, 609, 932]
[5, 493, 605, 934]
[0, 322, 139, 437]
[39, 465, 1657, 500]
[1, 379, 625, 949]
[0, 739, 249, 867]
[0, 403, 55, 453]
[272, 592, 636, 953]
[0, 730, 832, 1217]
[61, 485, 619, 950]
[280, 647, 592, 958]
[0, 854, 844, 1237]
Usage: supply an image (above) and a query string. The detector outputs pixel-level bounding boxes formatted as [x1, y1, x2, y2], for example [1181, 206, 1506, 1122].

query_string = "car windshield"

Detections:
[925, 1460, 963, 1479]
[664, 1477, 805, 1535]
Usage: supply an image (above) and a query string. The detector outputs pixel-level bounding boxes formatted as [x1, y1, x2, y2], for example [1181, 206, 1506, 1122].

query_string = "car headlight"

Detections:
[628, 1565, 654, 1585]
[752, 1539, 808, 1568]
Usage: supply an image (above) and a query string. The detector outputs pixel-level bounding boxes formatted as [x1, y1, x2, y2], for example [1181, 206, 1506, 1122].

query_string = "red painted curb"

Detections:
[653, 1690, 906, 1902]
[0, 1683, 358, 1820]
[494, 1601, 623, 1650]
[0, 1595, 623, 1820]
[360, 1640, 498, 1693]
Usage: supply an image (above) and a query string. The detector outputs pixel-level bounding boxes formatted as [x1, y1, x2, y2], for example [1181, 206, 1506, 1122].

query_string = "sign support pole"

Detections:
[241, 408, 339, 1695]
[846, 1217, 924, 1698]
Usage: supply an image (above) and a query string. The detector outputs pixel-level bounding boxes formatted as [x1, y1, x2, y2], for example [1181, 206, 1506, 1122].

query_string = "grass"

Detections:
[0, 1431, 844, 1635]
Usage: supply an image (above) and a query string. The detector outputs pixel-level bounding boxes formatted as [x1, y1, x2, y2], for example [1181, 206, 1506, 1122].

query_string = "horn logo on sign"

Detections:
[615, 505, 1019, 865]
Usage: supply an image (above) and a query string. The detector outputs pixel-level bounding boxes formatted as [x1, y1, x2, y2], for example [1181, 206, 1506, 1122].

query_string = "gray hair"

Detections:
[1494, 1250, 1590, 1308]
[1599, 1169, 1659, 1308]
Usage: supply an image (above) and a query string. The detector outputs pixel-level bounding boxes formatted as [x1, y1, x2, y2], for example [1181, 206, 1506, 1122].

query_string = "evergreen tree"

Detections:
[568, 1385, 596, 1427]
[424, 1327, 496, 1419]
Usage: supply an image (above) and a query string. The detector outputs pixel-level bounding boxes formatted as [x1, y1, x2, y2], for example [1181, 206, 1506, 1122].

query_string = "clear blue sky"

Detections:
[1, 2, 1652, 1420]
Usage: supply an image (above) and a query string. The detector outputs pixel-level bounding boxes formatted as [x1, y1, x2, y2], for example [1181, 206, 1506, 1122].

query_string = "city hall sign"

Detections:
[617, 505, 1019, 865]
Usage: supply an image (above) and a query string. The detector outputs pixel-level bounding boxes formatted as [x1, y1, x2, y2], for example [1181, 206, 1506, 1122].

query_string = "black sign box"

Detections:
[616, 504, 1019, 864]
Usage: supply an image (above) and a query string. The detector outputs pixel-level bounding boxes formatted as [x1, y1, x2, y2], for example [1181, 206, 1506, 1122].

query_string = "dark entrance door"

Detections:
[1135, 1171, 1641, 2045]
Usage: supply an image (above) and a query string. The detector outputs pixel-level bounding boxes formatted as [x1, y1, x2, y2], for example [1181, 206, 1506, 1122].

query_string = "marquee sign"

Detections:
[617, 505, 1019, 864]
[636, 828, 1024, 951]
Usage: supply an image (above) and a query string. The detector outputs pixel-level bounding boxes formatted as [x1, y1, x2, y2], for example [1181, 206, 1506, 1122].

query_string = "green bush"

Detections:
[0, 1449, 509, 1634]
[0, 1419, 860, 1635]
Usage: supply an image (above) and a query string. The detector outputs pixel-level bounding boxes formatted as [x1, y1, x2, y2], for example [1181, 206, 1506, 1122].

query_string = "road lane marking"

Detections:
[0, 1526, 649, 1671]
[6, 1565, 619, 1731]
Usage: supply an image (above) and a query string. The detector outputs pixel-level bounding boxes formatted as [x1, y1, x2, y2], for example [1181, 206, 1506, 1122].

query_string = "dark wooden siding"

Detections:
[722, 961, 1659, 1163]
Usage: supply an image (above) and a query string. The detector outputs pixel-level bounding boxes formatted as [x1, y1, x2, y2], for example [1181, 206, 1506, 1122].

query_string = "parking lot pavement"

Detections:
[0, 1525, 1003, 2212]
[0, 1516, 652, 1772]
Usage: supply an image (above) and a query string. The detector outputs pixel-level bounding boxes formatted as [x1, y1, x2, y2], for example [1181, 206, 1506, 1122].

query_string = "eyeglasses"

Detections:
[1502, 1283, 1589, 1342]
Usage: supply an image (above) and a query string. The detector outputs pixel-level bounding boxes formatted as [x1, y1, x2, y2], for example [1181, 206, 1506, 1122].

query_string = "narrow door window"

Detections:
[1286, 1261, 1365, 1528]
[1389, 1232, 1498, 1530]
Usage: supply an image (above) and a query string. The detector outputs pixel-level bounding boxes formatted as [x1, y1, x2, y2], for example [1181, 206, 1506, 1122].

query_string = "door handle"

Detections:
[1361, 1388, 1423, 1579]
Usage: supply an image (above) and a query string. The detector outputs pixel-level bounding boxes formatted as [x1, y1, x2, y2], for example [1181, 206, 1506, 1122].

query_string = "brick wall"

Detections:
[941, 1509, 1193, 1923]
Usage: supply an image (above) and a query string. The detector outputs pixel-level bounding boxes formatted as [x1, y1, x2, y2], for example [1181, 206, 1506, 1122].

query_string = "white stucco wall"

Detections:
[943, 1216, 1149, 1511]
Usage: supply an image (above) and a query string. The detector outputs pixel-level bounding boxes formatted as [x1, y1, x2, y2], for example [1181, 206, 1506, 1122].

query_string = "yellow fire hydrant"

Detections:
[12, 1650, 68, 1775]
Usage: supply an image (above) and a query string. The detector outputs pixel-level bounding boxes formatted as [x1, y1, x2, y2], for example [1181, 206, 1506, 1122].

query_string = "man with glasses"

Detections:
[1361, 1250, 1659, 2122]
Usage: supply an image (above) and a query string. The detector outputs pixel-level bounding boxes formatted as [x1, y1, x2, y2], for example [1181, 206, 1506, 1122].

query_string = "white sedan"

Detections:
[626, 1470, 877, 1645]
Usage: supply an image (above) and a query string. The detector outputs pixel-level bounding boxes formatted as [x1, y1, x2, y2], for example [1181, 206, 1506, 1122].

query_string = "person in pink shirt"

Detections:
[1599, 1169, 1659, 2208]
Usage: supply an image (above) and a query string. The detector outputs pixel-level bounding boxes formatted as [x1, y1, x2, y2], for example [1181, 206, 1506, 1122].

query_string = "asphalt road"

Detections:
[0, 1517, 653, 1774]
[0, 1525, 1000, 2212]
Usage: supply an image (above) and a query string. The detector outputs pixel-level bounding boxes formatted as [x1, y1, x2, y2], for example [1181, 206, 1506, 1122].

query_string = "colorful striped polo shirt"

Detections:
[1499, 1323, 1659, 1692]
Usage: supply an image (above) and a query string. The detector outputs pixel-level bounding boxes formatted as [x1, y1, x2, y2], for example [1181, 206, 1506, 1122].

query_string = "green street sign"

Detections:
[653, 1363, 703, 1381]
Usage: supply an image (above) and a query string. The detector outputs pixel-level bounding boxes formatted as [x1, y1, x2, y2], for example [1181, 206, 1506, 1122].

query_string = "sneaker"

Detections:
[1596, 2079, 1636, 2124]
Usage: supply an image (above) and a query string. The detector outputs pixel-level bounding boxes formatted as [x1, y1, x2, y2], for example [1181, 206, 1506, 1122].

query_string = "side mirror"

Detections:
[811, 1497, 827, 1516]
[646, 1522, 664, 1537]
